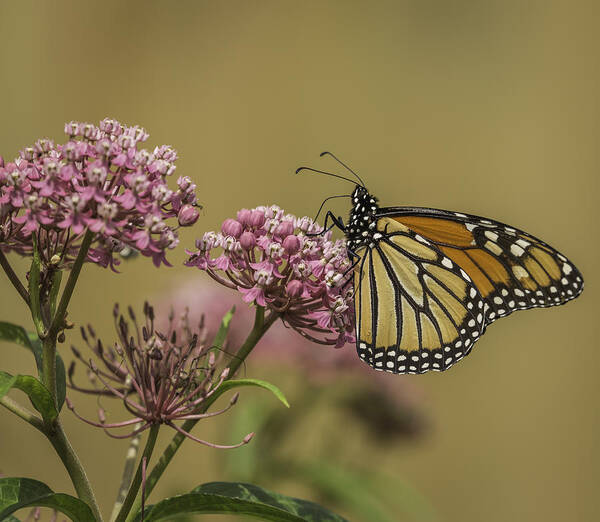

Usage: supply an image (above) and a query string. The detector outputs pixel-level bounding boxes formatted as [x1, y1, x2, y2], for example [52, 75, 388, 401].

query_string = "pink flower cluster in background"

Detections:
[185, 206, 355, 347]
[0, 119, 199, 269]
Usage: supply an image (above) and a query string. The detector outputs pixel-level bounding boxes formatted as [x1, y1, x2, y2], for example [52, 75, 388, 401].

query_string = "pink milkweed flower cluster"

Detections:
[185, 205, 355, 347]
[67, 303, 252, 448]
[0, 119, 200, 269]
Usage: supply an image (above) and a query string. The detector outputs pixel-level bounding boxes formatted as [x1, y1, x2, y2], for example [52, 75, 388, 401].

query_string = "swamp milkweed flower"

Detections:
[185, 206, 355, 347]
[0, 118, 200, 270]
[67, 302, 252, 448]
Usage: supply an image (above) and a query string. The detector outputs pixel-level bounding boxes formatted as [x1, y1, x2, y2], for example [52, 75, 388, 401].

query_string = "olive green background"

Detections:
[0, 1, 598, 521]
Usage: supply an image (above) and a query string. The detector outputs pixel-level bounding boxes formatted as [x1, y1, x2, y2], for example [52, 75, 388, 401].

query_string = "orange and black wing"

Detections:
[379, 206, 584, 325]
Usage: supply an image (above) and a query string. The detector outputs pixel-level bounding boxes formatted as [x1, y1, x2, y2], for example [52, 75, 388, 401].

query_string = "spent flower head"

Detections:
[185, 206, 355, 347]
[67, 302, 252, 448]
[0, 118, 200, 270]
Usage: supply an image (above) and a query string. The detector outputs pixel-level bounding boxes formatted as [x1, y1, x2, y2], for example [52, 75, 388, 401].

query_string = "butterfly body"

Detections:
[298, 157, 584, 374]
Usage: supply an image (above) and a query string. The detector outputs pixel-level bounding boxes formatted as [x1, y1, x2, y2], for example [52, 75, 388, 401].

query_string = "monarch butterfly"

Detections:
[297, 153, 584, 374]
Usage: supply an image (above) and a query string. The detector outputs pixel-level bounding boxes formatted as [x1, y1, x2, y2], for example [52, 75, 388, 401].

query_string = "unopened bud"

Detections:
[221, 218, 243, 238]
[178, 204, 200, 226]
[282, 235, 301, 255]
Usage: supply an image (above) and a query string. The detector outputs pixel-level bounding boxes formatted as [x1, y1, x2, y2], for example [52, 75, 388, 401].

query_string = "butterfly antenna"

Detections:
[320, 151, 366, 187]
[295, 166, 358, 186]
[314, 194, 350, 222]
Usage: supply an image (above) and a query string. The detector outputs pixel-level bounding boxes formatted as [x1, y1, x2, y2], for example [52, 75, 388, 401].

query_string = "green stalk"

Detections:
[29, 237, 45, 338]
[0, 250, 29, 305]
[0, 395, 44, 431]
[114, 425, 160, 522]
[123, 307, 279, 522]
[48, 269, 63, 319]
[110, 425, 143, 522]
[42, 231, 93, 403]
[46, 420, 104, 521]
[49, 230, 94, 338]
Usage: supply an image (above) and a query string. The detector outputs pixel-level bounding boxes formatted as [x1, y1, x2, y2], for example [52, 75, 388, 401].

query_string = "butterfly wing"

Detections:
[354, 217, 487, 374]
[378, 206, 584, 325]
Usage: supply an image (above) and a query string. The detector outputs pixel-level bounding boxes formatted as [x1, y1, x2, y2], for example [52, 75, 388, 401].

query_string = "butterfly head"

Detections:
[347, 185, 379, 251]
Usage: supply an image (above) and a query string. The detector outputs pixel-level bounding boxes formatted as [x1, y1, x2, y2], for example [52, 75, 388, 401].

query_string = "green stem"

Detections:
[29, 237, 45, 338]
[48, 269, 63, 320]
[0, 395, 44, 431]
[42, 231, 93, 404]
[46, 420, 103, 521]
[49, 230, 94, 338]
[0, 250, 29, 306]
[110, 424, 143, 522]
[124, 307, 279, 522]
[114, 425, 159, 522]
[41, 334, 58, 408]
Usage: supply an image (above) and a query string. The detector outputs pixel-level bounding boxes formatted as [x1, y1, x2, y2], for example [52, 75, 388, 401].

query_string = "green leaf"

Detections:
[0, 371, 58, 423]
[213, 378, 290, 408]
[0, 322, 36, 362]
[0, 477, 95, 521]
[0, 323, 66, 412]
[212, 306, 235, 350]
[291, 460, 396, 522]
[137, 482, 348, 522]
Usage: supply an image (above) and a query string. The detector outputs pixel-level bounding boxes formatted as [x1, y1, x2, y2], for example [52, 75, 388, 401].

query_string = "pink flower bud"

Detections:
[275, 221, 294, 238]
[248, 210, 266, 228]
[286, 280, 303, 297]
[282, 235, 301, 254]
[236, 208, 252, 226]
[239, 231, 256, 250]
[221, 218, 243, 238]
[178, 205, 199, 226]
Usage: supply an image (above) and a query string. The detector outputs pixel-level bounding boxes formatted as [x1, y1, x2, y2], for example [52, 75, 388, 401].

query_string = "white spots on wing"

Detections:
[441, 257, 453, 268]
[562, 263, 573, 275]
[516, 239, 530, 249]
[493, 296, 503, 305]
[484, 231, 499, 241]
[511, 243, 526, 256]
[470, 287, 477, 298]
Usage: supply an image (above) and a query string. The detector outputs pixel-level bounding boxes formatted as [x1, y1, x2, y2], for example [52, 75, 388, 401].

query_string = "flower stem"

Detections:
[123, 307, 279, 522]
[0, 250, 29, 306]
[49, 230, 94, 337]
[29, 237, 45, 338]
[0, 395, 44, 431]
[42, 230, 93, 404]
[45, 420, 104, 521]
[114, 425, 159, 522]
[110, 424, 143, 522]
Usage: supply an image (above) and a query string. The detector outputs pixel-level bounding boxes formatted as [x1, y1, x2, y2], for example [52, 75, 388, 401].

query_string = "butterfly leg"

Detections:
[307, 211, 346, 237]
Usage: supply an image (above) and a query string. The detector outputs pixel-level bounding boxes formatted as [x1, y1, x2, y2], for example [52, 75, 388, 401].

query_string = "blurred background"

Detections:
[0, 1, 598, 521]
